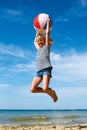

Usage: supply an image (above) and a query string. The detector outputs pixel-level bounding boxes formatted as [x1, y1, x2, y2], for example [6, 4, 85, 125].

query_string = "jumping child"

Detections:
[30, 18, 58, 102]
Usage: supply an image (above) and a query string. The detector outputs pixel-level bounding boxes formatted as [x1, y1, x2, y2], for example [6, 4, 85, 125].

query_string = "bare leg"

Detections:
[42, 75, 58, 102]
[30, 77, 45, 93]
[30, 76, 58, 102]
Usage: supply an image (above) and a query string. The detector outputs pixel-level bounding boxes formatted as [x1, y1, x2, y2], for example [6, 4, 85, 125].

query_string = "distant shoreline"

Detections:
[0, 109, 87, 111]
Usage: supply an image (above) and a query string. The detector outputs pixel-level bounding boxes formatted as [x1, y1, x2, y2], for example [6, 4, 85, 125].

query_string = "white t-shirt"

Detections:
[36, 45, 52, 72]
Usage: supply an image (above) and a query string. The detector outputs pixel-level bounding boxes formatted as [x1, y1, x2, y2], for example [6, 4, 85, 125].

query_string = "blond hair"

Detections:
[34, 33, 53, 44]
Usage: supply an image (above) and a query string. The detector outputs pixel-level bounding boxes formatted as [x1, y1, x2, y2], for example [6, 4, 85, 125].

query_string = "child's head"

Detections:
[34, 33, 45, 46]
[34, 33, 53, 46]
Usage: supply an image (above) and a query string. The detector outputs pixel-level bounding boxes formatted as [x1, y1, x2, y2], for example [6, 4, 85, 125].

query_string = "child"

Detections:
[30, 18, 58, 102]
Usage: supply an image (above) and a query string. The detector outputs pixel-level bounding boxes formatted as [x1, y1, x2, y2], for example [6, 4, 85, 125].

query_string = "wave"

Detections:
[9, 116, 51, 122]
[63, 115, 80, 119]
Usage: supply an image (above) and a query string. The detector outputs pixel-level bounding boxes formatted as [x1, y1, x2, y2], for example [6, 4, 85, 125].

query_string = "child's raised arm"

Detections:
[46, 18, 50, 46]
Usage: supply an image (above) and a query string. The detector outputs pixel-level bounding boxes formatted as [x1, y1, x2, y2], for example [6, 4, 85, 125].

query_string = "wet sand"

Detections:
[0, 123, 87, 130]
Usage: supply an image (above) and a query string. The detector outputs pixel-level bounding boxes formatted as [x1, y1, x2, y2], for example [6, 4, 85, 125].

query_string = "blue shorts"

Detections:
[36, 67, 52, 78]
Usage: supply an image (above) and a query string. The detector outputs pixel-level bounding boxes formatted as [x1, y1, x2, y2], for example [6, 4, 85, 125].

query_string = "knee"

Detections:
[30, 86, 35, 93]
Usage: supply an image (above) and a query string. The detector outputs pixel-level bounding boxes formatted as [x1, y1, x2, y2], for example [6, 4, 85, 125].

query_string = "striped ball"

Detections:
[33, 13, 53, 33]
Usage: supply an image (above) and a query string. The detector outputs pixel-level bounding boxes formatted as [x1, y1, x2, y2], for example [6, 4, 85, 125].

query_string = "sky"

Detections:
[0, 0, 87, 110]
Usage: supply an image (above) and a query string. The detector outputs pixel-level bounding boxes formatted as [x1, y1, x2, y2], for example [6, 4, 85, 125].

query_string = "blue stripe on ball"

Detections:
[43, 16, 53, 30]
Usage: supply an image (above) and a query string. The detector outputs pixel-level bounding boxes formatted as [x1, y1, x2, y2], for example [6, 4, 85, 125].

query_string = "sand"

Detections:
[0, 123, 87, 130]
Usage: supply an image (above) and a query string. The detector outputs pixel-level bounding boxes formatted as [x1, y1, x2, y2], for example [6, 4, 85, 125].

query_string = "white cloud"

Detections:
[1, 42, 87, 83]
[0, 8, 34, 24]
[6, 9, 21, 16]
[54, 0, 87, 23]
[10, 61, 36, 73]
[80, 0, 87, 8]
[0, 43, 36, 74]
[51, 51, 87, 82]
[0, 43, 31, 58]
[0, 84, 10, 87]
[0, 84, 10, 91]
[54, 17, 69, 23]
[0, 8, 24, 23]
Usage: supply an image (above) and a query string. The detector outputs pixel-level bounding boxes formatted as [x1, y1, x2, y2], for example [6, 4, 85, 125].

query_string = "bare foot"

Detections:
[52, 90, 58, 102]
[46, 88, 58, 102]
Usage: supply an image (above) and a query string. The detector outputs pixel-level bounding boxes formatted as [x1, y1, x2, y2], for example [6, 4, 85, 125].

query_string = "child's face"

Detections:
[36, 37, 45, 48]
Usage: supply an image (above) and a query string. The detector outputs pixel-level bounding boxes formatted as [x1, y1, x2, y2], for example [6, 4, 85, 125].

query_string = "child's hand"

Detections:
[47, 18, 51, 23]
[37, 29, 46, 34]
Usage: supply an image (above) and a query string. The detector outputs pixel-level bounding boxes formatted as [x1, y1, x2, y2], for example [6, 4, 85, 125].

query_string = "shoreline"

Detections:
[0, 123, 87, 130]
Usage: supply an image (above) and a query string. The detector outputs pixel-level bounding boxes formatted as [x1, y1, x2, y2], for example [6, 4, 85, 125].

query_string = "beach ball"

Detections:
[33, 13, 53, 33]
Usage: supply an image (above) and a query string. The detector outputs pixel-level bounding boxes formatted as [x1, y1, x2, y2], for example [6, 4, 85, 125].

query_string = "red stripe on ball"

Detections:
[33, 15, 41, 29]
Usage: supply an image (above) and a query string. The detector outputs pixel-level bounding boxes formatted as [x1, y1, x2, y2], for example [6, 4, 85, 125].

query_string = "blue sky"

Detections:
[0, 0, 87, 110]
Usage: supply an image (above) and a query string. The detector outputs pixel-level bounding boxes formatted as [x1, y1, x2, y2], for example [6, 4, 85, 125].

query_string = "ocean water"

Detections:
[0, 109, 87, 126]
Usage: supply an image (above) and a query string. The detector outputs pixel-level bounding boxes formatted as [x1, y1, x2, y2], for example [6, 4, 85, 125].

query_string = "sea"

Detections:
[0, 109, 87, 126]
